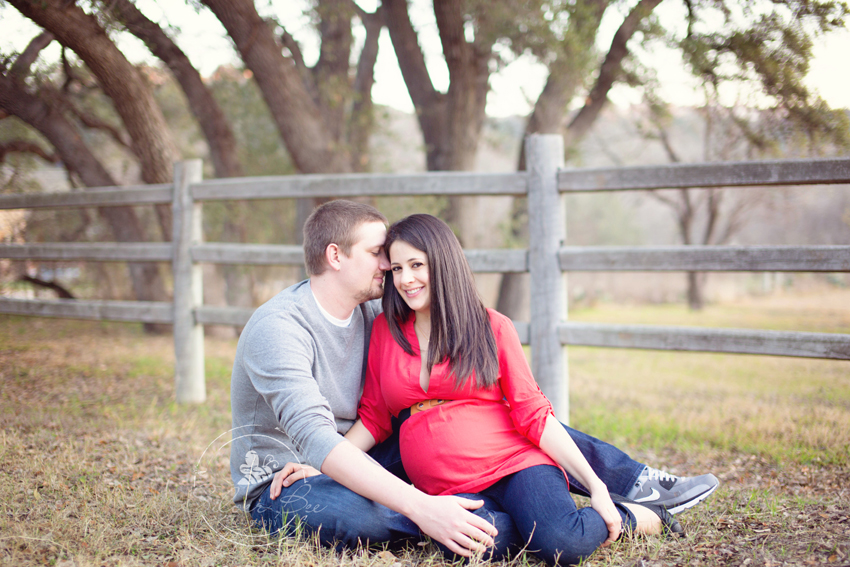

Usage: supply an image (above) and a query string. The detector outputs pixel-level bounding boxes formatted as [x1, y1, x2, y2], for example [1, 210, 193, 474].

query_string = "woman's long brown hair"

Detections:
[383, 214, 499, 390]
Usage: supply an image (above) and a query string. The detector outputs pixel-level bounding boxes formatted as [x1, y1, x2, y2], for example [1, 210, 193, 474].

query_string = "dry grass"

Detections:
[1, 289, 849, 566]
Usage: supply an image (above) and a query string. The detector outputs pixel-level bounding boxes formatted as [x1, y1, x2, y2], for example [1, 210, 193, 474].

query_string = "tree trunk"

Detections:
[104, 0, 243, 179]
[384, 0, 499, 280]
[9, 0, 180, 240]
[0, 69, 171, 333]
[201, 0, 352, 174]
[499, 0, 663, 317]
[348, 4, 384, 172]
[102, 0, 254, 336]
[498, 0, 609, 319]
[686, 271, 705, 310]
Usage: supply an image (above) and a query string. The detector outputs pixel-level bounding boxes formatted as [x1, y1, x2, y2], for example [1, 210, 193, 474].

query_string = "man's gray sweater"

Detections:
[229, 280, 382, 510]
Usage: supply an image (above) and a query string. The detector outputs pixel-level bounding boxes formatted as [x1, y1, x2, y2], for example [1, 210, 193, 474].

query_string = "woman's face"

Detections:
[389, 240, 431, 314]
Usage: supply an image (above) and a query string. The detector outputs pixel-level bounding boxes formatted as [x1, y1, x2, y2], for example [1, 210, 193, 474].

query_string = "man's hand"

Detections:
[589, 488, 621, 546]
[408, 495, 498, 557]
[270, 462, 321, 500]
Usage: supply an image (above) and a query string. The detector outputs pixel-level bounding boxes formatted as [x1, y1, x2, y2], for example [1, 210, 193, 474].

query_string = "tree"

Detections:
[200, 0, 383, 175]
[7, 0, 183, 240]
[99, 0, 243, 180]
[199, 0, 386, 243]
[639, 82, 849, 309]
[0, 33, 170, 326]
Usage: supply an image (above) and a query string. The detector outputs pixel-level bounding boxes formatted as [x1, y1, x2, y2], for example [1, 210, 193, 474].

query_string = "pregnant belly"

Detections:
[398, 399, 549, 495]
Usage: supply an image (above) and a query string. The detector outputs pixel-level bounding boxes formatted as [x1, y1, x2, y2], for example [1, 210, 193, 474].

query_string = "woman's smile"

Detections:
[389, 240, 431, 313]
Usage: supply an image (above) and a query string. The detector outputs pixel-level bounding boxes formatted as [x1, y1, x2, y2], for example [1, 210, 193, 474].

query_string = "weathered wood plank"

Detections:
[464, 249, 528, 273]
[0, 185, 172, 209]
[558, 322, 850, 360]
[191, 243, 528, 272]
[191, 172, 529, 201]
[0, 243, 173, 262]
[172, 160, 206, 403]
[195, 306, 256, 326]
[558, 245, 850, 272]
[192, 244, 304, 265]
[527, 135, 569, 420]
[559, 158, 850, 192]
[0, 298, 173, 323]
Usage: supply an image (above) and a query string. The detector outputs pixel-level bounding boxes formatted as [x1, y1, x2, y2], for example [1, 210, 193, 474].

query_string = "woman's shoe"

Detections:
[611, 493, 686, 538]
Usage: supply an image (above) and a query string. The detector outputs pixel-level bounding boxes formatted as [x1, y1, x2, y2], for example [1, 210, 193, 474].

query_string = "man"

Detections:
[230, 200, 718, 556]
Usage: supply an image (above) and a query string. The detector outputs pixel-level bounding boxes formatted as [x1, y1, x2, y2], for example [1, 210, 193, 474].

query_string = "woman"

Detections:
[275, 214, 682, 564]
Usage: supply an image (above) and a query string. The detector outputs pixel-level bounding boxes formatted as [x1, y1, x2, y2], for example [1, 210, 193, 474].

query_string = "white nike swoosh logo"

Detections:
[635, 488, 661, 503]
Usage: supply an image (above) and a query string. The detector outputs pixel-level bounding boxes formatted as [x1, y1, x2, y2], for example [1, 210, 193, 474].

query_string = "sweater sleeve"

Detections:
[358, 315, 394, 444]
[241, 312, 344, 470]
[492, 310, 555, 445]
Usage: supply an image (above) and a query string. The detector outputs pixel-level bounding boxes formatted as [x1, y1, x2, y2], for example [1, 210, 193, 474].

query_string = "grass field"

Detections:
[1, 289, 849, 566]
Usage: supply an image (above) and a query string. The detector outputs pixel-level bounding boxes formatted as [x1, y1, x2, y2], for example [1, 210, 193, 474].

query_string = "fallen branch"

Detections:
[19, 275, 76, 299]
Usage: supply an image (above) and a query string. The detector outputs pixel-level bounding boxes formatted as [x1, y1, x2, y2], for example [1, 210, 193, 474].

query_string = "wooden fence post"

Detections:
[172, 160, 206, 403]
[526, 135, 568, 421]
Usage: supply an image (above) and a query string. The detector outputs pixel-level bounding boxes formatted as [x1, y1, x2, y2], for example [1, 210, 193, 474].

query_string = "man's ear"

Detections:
[325, 243, 342, 271]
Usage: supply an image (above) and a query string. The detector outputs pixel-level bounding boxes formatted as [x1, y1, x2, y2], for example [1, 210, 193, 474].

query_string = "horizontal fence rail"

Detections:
[558, 157, 850, 192]
[558, 245, 850, 272]
[0, 243, 173, 262]
[191, 243, 303, 265]
[0, 184, 173, 209]
[559, 322, 850, 360]
[191, 244, 527, 272]
[0, 298, 173, 323]
[192, 171, 529, 201]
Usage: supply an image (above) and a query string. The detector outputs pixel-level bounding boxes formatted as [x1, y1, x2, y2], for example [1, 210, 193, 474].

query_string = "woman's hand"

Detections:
[407, 495, 497, 557]
[538, 415, 622, 545]
[589, 486, 621, 546]
[269, 462, 321, 500]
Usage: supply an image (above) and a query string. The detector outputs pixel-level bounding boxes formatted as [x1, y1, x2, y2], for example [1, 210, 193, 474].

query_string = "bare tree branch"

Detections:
[67, 102, 133, 149]
[314, 0, 355, 143]
[349, 4, 384, 171]
[9, 31, 54, 78]
[9, 0, 179, 240]
[0, 140, 61, 164]
[280, 28, 317, 104]
[647, 189, 684, 215]
[201, 0, 352, 173]
[702, 188, 723, 244]
[518, 0, 609, 169]
[20, 275, 75, 299]
[566, 0, 663, 145]
[656, 123, 682, 164]
[383, 0, 438, 111]
[102, 0, 244, 177]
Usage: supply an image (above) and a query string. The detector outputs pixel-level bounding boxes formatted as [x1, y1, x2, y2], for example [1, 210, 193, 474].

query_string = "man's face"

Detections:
[339, 221, 390, 304]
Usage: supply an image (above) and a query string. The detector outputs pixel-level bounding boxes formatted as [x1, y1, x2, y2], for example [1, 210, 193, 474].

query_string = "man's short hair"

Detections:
[303, 200, 388, 276]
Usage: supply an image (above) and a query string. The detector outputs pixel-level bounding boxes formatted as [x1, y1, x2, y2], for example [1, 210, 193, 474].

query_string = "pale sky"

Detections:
[1, 0, 848, 117]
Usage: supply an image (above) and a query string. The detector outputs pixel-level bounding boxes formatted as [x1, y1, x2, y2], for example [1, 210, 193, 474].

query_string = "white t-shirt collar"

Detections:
[310, 283, 354, 327]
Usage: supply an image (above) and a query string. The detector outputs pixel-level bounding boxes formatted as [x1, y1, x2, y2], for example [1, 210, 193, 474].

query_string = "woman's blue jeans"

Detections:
[250, 422, 643, 556]
[447, 465, 637, 566]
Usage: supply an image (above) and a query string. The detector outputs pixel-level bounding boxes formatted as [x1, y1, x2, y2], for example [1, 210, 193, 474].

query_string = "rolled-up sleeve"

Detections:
[241, 313, 344, 470]
[493, 312, 555, 446]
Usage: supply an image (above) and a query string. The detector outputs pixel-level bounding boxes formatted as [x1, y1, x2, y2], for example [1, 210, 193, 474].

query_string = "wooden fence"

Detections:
[2, 135, 849, 418]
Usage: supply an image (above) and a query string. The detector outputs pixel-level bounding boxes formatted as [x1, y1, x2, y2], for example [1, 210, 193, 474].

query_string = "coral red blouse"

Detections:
[358, 309, 560, 496]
